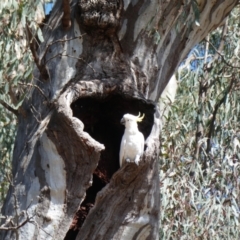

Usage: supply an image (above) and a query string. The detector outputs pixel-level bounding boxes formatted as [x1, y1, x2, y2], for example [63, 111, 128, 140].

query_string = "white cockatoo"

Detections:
[119, 113, 145, 167]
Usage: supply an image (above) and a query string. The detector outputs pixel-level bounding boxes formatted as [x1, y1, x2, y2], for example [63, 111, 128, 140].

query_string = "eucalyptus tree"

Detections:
[0, 0, 238, 239]
[160, 6, 240, 239]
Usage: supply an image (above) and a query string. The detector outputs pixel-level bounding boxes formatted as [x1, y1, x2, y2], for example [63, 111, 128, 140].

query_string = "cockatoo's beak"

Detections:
[120, 118, 125, 125]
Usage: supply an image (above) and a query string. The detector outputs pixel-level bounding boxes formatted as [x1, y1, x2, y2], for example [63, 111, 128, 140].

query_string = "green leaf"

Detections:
[23, 67, 33, 79]
[4, 82, 9, 93]
[5, 40, 12, 52]
[37, 28, 44, 42]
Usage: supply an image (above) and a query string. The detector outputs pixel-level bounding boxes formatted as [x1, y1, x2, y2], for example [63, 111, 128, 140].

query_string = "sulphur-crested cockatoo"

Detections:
[119, 113, 145, 167]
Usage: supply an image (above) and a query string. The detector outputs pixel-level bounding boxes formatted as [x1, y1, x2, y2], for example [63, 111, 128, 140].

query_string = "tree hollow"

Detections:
[65, 94, 155, 238]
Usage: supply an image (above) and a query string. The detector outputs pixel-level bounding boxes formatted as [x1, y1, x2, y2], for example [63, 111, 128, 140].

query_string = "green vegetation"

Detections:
[0, 0, 44, 205]
[160, 7, 240, 239]
[0, 106, 16, 205]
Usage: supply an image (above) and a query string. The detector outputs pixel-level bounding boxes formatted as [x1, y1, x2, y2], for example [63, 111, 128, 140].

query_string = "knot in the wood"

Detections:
[78, 0, 123, 35]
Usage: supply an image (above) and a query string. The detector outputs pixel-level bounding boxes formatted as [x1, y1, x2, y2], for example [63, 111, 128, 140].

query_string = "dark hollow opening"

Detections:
[64, 94, 155, 239]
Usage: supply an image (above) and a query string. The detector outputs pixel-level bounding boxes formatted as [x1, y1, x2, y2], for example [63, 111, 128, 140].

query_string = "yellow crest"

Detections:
[136, 112, 145, 122]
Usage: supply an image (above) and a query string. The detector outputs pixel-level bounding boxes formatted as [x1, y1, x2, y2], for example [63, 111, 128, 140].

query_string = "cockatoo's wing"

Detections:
[119, 136, 126, 167]
[140, 133, 145, 153]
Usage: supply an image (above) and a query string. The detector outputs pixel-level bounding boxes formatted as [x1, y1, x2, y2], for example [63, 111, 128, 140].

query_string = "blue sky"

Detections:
[44, 2, 54, 15]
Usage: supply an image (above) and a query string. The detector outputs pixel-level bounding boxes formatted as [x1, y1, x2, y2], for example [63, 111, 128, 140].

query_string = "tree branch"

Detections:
[0, 178, 35, 232]
[18, 82, 49, 102]
[62, 0, 71, 30]
[26, 24, 49, 80]
[26, 25, 41, 68]
[8, 86, 19, 106]
[206, 74, 236, 153]
[206, 39, 240, 69]
[0, 100, 18, 116]
[42, 34, 85, 63]
[45, 53, 95, 73]
[212, 18, 229, 62]
[0, 212, 35, 231]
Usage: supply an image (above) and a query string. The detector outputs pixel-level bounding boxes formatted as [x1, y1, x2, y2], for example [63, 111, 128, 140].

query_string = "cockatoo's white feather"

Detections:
[119, 113, 145, 167]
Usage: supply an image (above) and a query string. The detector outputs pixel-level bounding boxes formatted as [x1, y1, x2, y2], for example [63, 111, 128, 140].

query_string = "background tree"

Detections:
[0, 0, 239, 239]
[160, 6, 240, 238]
[0, 0, 44, 207]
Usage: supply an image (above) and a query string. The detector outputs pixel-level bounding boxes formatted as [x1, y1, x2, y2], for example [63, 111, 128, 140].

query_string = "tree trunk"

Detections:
[1, 0, 237, 239]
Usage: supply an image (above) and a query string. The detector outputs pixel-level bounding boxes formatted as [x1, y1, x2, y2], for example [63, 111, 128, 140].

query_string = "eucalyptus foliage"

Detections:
[0, 107, 16, 206]
[0, 0, 44, 107]
[160, 7, 240, 239]
[0, 0, 45, 205]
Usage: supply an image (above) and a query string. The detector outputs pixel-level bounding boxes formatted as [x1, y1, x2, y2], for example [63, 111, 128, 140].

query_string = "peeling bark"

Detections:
[1, 0, 238, 239]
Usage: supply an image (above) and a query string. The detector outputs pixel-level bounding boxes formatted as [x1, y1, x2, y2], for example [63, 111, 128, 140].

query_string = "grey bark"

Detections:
[1, 0, 238, 239]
